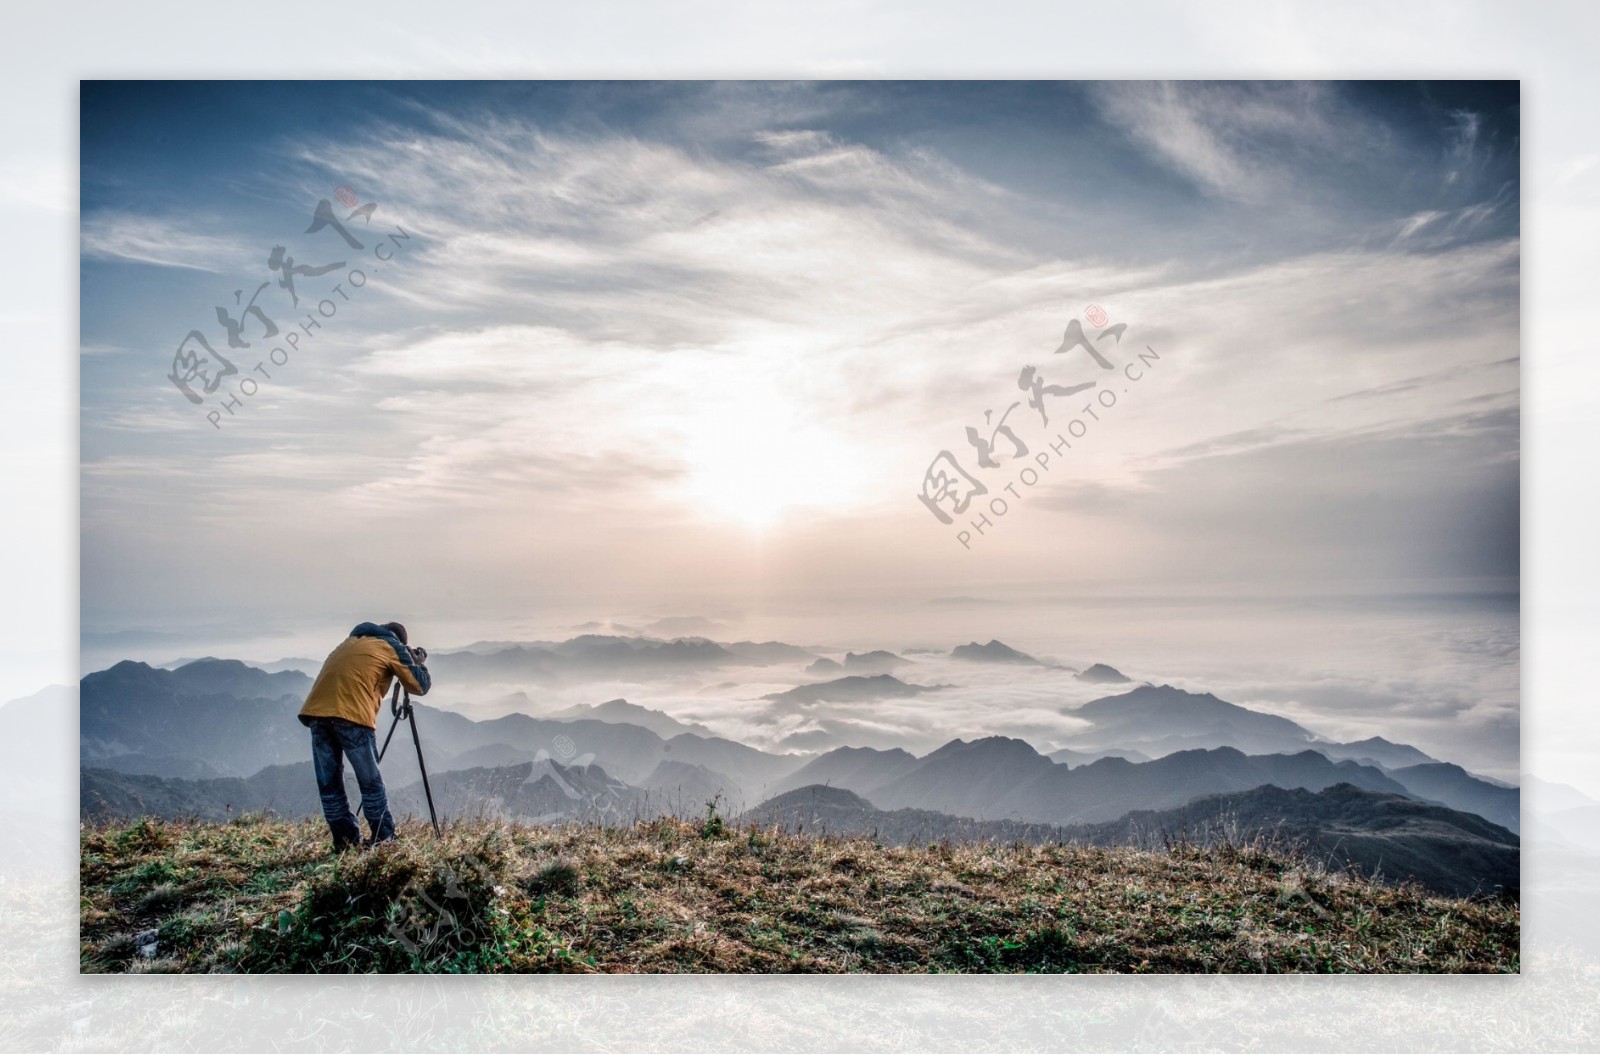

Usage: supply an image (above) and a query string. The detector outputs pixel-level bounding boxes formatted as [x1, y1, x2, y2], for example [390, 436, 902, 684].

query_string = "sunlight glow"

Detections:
[677, 373, 867, 530]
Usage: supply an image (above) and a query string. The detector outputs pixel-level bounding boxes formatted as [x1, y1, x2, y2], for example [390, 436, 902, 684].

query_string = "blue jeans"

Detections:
[309, 717, 396, 848]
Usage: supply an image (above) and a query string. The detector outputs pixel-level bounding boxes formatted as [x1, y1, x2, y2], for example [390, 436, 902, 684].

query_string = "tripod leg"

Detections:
[377, 681, 403, 763]
[408, 705, 441, 836]
[377, 710, 403, 763]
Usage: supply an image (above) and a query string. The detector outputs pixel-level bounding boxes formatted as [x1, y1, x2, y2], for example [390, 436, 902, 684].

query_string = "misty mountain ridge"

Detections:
[742, 781, 1515, 898]
[949, 640, 1060, 667]
[840, 650, 909, 673]
[1319, 736, 1440, 770]
[64, 644, 1520, 899]
[1076, 663, 1131, 684]
[74, 656, 1504, 824]
[1383, 761, 1520, 834]
[1058, 683, 1324, 757]
[720, 640, 820, 665]
[742, 784, 1075, 846]
[1051, 683, 1451, 781]
[164, 655, 320, 677]
[801, 651, 910, 675]
[542, 698, 716, 739]
[80, 660, 310, 778]
[1079, 782, 1517, 898]
[761, 674, 943, 706]
[84, 657, 309, 700]
[765, 745, 921, 799]
[78, 661, 804, 802]
[781, 734, 1509, 831]
[1048, 746, 1152, 766]
[79, 746, 1519, 900]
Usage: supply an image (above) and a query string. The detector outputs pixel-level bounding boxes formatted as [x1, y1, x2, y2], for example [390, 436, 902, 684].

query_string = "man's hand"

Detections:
[410, 646, 428, 664]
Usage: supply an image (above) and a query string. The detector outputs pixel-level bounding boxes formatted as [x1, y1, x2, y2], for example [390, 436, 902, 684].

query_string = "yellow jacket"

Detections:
[298, 623, 431, 729]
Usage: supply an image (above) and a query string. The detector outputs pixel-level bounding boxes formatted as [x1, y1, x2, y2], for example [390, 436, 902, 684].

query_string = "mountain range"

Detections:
[742, 784, 1074, 844]
[65, 637, 1522, 896]
[79, 659, 312, 778]
[742, 781, 1517, 898]
[1076, 782, 1518, 898]
[780, 736, 1428, 826]
[78, 657, 803, 803]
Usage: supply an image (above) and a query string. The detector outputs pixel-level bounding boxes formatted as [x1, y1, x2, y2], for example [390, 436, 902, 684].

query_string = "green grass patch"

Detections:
[79, 815, 1519, 974]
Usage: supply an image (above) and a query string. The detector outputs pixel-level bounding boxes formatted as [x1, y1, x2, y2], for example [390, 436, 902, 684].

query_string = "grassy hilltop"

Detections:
[80, 812, 1518, 974]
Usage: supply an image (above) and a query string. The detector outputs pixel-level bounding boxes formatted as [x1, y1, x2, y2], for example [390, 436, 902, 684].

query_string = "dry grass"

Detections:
[79, 814, 1518, 974]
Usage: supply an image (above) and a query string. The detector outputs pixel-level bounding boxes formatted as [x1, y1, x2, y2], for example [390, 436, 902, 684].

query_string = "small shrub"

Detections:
[701, 795, 728, 839]
[520, 856, 582, 898]
[114, 816, 171, 854]
[135, 880, 184, 913]
[238, 826, 516, 972]
[85, 930, 138, 970]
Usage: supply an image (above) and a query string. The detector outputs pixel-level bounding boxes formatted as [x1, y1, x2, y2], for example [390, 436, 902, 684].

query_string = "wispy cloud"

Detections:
[1089, 81, 1359, 202]
[81, 212, 252, 272]
[80, 81, 1520, 641]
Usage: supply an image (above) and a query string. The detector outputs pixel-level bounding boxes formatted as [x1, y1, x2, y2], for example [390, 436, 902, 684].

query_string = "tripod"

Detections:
[377, 680, 441, 835]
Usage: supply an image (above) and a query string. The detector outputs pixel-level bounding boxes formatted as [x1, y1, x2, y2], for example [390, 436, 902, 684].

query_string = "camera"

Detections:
[410, 645, 428, 664]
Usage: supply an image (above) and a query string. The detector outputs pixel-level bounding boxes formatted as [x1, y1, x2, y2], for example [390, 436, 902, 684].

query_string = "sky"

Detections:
[80, 81, 1520, 748]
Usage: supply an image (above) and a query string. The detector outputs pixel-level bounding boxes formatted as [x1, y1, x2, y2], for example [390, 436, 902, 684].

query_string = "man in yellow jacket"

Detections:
[298, 621, 432, 849]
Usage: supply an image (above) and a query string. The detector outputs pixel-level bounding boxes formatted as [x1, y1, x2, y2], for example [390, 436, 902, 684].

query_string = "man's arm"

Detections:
[387, 644, 431, 696]
[350, 622, 433, 696]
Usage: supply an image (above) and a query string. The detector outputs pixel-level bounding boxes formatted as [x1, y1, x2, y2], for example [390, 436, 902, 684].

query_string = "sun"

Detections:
[676, 377, 864, 530]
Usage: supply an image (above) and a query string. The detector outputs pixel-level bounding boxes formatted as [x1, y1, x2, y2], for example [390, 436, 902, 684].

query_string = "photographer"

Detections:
[297, 621, 431, 850]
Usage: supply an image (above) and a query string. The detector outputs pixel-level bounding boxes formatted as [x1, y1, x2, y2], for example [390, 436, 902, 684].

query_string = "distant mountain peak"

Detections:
[84, 657, 311, 703]
[1058, 683, 1325, 761]
[758, 784, 875, 811]
[923, 734, 1045, 762]
[762, 675, 940, 706]
[1047, 745, 1152, 767]
[545, 698, 716, 739]
[176, 657, 254, 676]
[1098, 683, 1220, 704]
[1318, 736, 1439, 770]
[642, 616, 730, 636]
[949, 640, 1051, 666]
[838, 650, 908, 673]
[1075, 663, 1131, 684]
[104, 659, 157, 673]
